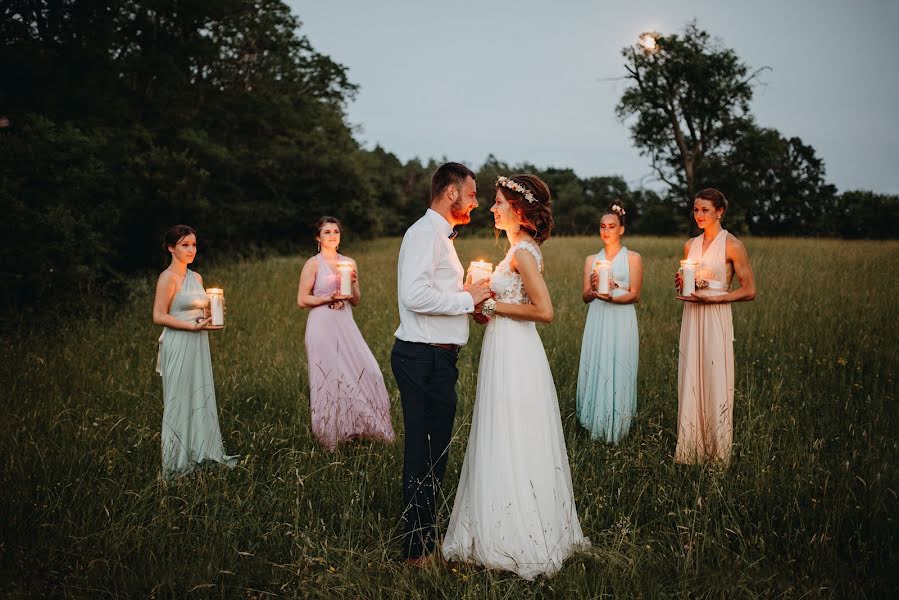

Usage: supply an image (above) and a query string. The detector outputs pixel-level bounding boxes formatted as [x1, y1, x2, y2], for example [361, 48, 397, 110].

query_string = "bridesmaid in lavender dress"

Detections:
[297, 216, 395, 450]
[675, 189, 757, 464]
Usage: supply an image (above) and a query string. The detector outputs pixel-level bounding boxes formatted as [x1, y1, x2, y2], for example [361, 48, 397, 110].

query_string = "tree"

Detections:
[616, 22, 765, 202]
[0, 1, 367, 320]
[703, 126, 837, 235]
[824, 190, 899, 239]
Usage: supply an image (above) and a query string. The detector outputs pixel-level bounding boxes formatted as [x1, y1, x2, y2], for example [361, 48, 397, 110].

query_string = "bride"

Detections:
[442, 174, 589, 579]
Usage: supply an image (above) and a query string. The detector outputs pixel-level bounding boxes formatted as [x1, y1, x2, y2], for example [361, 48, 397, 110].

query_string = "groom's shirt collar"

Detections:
[426, 208, 454, 239]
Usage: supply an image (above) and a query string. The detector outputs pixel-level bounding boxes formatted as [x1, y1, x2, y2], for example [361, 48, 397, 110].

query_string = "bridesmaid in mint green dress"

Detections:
[153, 225, 238, 479]
[576, 203, 643, 444]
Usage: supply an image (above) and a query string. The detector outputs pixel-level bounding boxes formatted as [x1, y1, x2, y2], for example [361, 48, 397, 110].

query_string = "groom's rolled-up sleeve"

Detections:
[399, 230, 474, 316]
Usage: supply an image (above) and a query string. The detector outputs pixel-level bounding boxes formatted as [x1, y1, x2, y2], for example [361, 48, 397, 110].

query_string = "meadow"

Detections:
[1, 235, 896, 599]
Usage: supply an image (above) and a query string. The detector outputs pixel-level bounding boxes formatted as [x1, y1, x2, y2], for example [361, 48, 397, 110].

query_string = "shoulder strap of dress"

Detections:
[688, 234, 703, 258]
[513, 240, 543, 269]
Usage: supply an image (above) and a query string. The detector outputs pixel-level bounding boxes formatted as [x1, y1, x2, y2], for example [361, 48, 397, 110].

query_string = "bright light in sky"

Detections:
[291, 1, 899, 194]
[638, 32, 659, 54]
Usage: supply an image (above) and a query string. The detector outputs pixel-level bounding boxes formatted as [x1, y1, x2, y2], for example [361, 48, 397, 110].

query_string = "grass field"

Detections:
[1, 235, 897, 598]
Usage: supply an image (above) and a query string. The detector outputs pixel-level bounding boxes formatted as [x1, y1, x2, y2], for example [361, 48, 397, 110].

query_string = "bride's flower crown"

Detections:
[496, 176, 537, 204]
[611, 203, 626, 216]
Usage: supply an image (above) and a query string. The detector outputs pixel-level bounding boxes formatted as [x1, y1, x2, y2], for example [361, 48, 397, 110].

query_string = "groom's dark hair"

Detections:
[430, 162, 476, 204]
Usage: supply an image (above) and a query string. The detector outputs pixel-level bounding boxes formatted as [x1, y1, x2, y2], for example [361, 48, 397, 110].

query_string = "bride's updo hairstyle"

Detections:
[695, 188, 728, 216]
[496, 174, 554, 245]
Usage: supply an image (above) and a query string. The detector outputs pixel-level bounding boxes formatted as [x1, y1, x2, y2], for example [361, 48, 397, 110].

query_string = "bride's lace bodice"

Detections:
[491, 241, 543, 306]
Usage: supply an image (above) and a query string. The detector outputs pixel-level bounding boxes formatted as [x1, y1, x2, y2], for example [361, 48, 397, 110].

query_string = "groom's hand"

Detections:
[464, 279, 493, 305]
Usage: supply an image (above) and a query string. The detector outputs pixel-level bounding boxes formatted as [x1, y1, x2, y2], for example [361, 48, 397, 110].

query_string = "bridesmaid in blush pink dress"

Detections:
[675, 189, 756, 464]
[297, 216, 395, 450]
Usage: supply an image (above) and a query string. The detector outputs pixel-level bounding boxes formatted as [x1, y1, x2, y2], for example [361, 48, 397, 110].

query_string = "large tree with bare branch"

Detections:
[616, 22, 765, 201]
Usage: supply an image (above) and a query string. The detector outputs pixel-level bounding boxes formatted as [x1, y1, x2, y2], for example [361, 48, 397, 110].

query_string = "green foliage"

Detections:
[2, 7, 895, 325]
[822, 190, 899, 239]
[617, 22, 759, 200]
[703, 126, 839, 235]
[1, 1, 368, 320]
[615, 21, 893, 242]
[1, 237, 896, 597]
[0, 115, 125, 314]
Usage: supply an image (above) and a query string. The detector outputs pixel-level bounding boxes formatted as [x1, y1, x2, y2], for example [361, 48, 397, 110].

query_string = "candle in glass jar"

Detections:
[595, 260, 612, 295]
[468, 260, 493, 284]
[206, 288, 224, 326]
[336, 261, 353, 296]
[679, 259, 698, 296]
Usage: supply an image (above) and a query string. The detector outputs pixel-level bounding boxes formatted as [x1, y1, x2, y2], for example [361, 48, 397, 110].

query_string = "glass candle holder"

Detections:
[679, 259, 698, 296]
[336, 261, 353, 296]
[468, 260, 493, 284]
[595, 260, 612, 295]
[206, 288, 224, 326]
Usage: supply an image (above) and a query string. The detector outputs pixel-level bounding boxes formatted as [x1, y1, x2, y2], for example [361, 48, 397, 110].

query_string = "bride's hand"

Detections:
[472, 299, 490, 325]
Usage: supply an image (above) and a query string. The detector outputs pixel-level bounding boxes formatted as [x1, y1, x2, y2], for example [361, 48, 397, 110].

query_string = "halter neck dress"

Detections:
[304, 253, 394, 450]
[676, 229, 735, 464]
[157, 269, 238, 478]
[576, 246, 639, 444]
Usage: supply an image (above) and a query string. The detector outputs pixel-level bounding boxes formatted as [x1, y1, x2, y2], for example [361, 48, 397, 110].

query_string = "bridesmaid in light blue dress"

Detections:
[153, 225, 238, 479]
[576, 203, 643, 444]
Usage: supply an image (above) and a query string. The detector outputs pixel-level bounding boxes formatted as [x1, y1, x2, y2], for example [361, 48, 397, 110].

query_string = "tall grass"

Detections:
[1, 236, 896, 598]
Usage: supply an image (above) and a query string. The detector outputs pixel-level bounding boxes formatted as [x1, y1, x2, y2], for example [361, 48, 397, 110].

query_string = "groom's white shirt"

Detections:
[394, 209, 474, 345]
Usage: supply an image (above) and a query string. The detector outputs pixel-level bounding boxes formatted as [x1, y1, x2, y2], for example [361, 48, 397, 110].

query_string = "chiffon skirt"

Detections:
[442, 316, 589, 579]
[160, 328, 238, 478]
[305, 304, 394, 450]
[576, 300, 639, 444]
[675, 298, 735, 464]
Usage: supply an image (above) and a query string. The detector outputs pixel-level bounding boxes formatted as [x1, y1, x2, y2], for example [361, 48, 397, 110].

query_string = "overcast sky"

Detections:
[290, 1, 899, 194]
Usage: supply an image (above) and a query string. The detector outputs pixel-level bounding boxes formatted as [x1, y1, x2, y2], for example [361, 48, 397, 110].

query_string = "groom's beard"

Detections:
[449, 199, 472, 225]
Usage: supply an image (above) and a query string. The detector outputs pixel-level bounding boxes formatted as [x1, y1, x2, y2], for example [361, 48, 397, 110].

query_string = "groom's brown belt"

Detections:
[429, 342, 461, 353]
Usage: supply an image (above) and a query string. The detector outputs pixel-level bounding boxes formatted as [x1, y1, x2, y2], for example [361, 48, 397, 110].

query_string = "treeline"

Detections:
[1, 2, 896, 321]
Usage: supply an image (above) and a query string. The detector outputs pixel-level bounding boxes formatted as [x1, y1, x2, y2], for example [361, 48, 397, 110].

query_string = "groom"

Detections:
[392, 162, 492, 565]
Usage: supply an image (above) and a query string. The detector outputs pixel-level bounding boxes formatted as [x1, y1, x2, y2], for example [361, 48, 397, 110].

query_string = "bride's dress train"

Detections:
[442, 241, 589, 579]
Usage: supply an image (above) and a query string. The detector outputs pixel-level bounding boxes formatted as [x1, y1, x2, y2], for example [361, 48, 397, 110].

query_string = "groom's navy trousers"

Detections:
[391, 338, 459, 558]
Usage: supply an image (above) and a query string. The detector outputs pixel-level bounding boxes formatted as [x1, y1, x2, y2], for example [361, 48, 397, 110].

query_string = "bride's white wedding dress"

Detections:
[442, 241, 589, 579]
